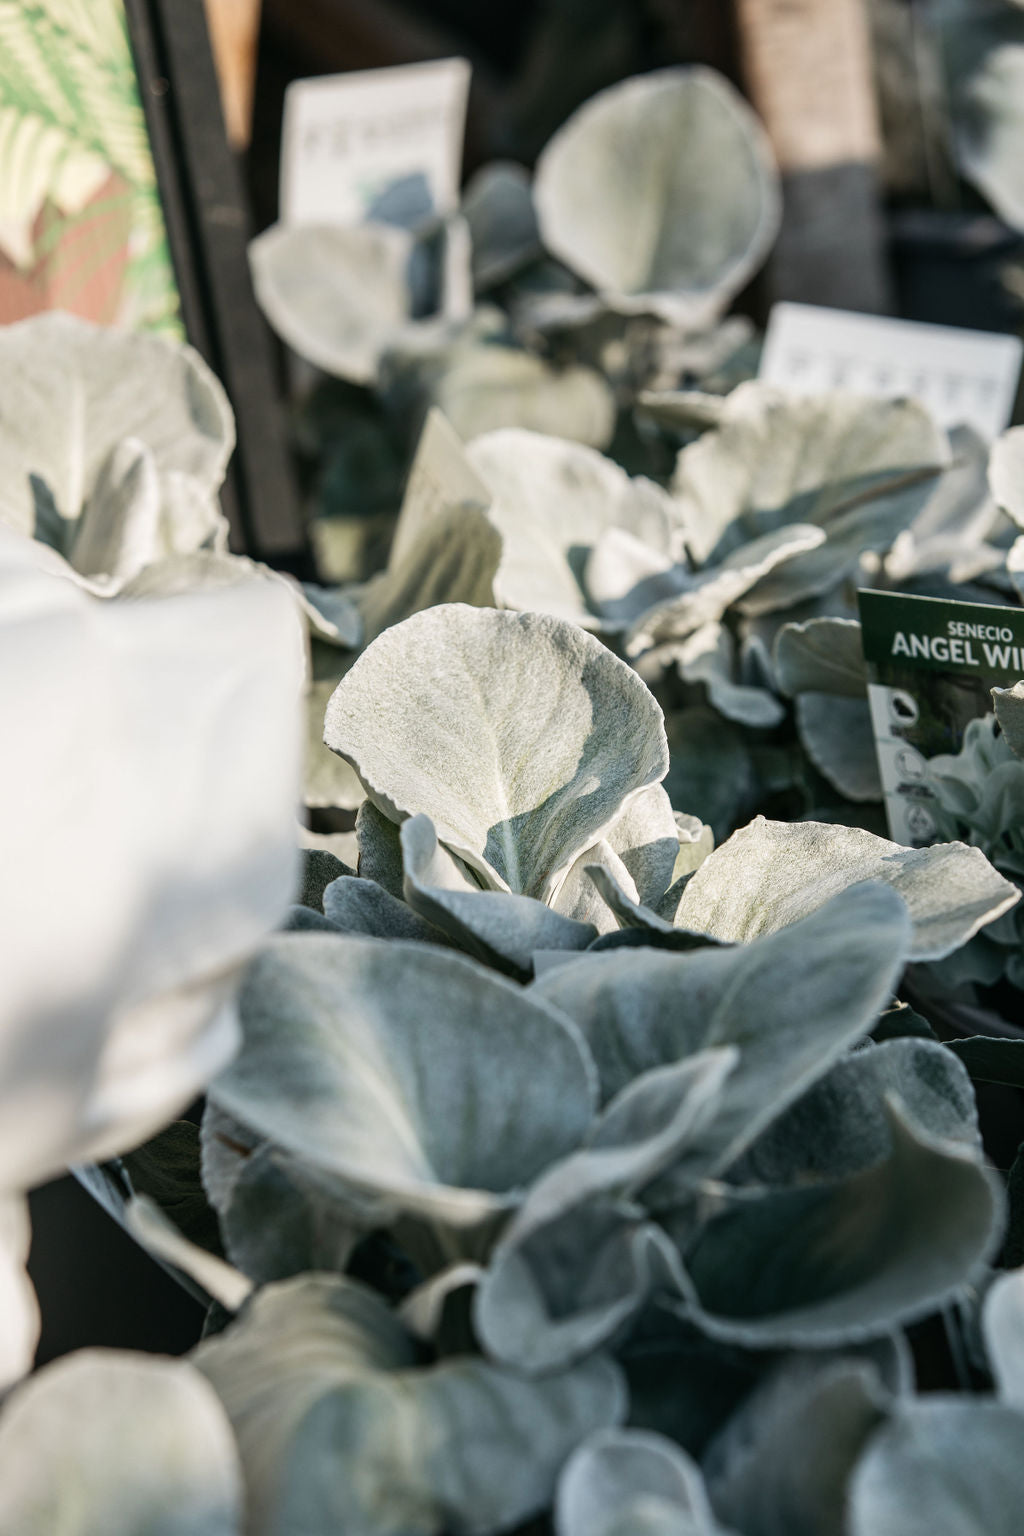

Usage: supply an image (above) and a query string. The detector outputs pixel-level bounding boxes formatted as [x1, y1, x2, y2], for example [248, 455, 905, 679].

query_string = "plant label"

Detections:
[761, 302, 1022, 441]
[859, 587, 1024, 844]
[280, 58, 471, 227]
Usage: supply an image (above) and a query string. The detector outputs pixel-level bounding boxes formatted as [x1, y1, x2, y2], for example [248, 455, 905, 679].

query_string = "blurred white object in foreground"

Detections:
[0, 526, 303, 1190]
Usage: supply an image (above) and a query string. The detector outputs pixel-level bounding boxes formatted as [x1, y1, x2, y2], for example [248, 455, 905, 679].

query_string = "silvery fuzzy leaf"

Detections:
[670, 384, 949, 581]
[66, 437, 162, 588]
[356, 502, 503, 644]
[636, 389, 731, 434]
[249, 221, 414, 385]
[550, 840, 636, 935]
[624, 527, 826, 654]
[305, 677, 367, 811]
[993, 681, 1024, 760]
[603, 781, 681, 908]
[125, 1196, 252, 1312]
[664, 706, 756, 843]
[582, 864, 671, 936]
[430, 343, 616, 449]
[466, 429, 680, 629]
[298, 849, 352, 913]
[0, 312, 233, 540]
[475, 1052, 736, 1371]
[676, 816, 1019, 960]
[795, 693, 882, 801]
[583, 527, 687, 631]
[0, 1194, 38, 1393]
[461, 161, 541, 290]
[398, 1262, 484, 1345]
[533, 883, 910, 1182]
[388, 409, 491, 573]
[557, 1428, 732, 1536]
[908, 425, 995, 542]
[674, 813, 715, 879]
[662, 623, 785, 729]
[580, 864, 729, 947]
[195, 1273, 626, 1536]
[325, 604, 670, 900]
[1006, 534, 1024, 598]
[681, 1097, 1003, 1348]
[201, 1101, 263, 1216]
[401, 815, 596, 977]
[938, 0, 1024, 234]
[356, 798, 406, 899]
[0, 530, 302, 1189]
[990, 424, 1024, 528]
[534, 67, 780, 328]
[299, 583, 363, 649]
[0, 1350, 242, 1535]
[210, 934, 597, 1229]
[848, 1396, 1024, 1536]
[773, 617, 867, 698]
[322, 871, 449, 945]
[733, 1037, 982, 1190]
[159, 471, 231, 559]
[702, 1354, 890, 1536]
[221, 1143, 367, 1286]
[983, 1266, 1024, 1405]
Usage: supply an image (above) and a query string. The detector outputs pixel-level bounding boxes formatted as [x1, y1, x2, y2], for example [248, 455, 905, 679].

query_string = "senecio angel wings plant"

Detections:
[9, 592, 1024, 1533]
[249, 63, 780, 464]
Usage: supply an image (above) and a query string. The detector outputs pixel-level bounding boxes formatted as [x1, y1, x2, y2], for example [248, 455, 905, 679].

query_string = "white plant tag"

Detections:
[280, 57, 471, 227]
[760, 301, 1022, 442]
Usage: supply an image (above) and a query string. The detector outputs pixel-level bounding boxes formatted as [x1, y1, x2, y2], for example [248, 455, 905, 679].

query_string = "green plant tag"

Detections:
[858, 587, 1024, 845]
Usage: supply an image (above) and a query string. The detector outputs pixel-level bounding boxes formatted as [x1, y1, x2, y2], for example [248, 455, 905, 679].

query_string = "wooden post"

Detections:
[202, 0, 262, 149]
[732, 0, 893, 314]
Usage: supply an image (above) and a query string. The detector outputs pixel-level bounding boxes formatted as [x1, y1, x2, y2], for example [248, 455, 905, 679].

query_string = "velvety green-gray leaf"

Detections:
[325, 604, 669, 899]
[703, 1355, 889, 1536]
[401, 814, 596, 976]
[210, 934, 596, 1226]
[534, 67, 780, 326]
[196, 1274, 625, 1536]
[0, 1350, 242, 1535]
[557, 1428, 730, 1536]
[848, 1396, 1024, 1536]
[682, 1099, 1002, 1347]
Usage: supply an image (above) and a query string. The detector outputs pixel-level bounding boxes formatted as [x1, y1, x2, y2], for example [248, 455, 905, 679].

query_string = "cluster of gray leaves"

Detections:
[9, 598, 1021, 1534]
